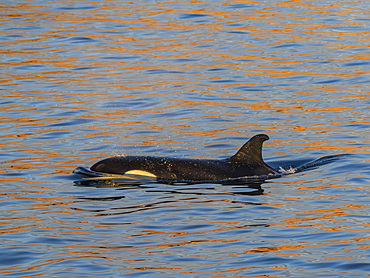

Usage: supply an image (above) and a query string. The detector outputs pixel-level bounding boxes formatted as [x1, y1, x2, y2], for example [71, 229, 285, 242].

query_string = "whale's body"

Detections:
[88, 134, 277, 182]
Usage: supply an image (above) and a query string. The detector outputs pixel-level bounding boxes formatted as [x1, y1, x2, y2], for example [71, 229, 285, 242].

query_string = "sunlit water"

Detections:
[1, 0, 369, 277]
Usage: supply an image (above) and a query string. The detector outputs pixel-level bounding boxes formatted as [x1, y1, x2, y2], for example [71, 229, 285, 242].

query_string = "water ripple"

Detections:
[0, 0, 369, 277]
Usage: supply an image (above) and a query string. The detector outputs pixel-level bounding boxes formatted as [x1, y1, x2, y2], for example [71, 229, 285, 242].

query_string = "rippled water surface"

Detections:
[1, 0, 369, 277]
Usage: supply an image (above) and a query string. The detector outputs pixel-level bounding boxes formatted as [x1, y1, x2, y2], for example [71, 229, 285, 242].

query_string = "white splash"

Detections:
[278, 166, 297, 175]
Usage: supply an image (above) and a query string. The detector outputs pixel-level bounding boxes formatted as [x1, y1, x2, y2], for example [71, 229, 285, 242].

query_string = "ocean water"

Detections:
[0, 0, 369, 277]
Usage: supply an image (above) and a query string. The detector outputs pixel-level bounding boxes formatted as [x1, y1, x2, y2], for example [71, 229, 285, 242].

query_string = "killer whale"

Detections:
[85, 134, 277, 182]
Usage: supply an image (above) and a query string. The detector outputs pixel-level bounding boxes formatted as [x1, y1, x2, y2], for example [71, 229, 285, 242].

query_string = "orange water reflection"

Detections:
[1, 0, 369, 277]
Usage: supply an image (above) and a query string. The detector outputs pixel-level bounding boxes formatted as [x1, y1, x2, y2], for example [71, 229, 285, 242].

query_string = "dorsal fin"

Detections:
[229, 134, 270, 164]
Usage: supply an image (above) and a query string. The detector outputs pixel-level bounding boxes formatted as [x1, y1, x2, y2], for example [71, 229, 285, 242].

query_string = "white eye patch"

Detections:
[124, 170, 157, 178]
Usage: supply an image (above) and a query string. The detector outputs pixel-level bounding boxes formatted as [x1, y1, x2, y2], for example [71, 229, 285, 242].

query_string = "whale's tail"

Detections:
[229, 134, 277, 174]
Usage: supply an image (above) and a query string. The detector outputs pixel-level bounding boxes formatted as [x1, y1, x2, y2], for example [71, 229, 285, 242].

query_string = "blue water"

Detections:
[1, 0, 369, 277]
